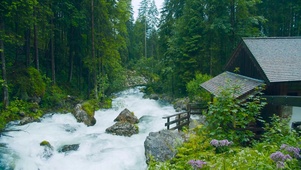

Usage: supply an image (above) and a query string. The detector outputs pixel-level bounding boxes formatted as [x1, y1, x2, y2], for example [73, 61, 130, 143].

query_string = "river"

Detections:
[0, 87, 176, 170]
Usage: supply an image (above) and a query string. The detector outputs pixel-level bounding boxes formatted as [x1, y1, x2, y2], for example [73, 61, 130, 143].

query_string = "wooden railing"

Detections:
[162, 112, 190, 130]
[163, 103, 207, 131]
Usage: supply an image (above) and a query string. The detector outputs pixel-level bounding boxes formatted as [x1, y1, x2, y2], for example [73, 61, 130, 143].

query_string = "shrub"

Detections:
[12, 67, 46, 99]
[203, 83, 266, 145]
[186, 73, 212, 102]
[0, 99, 42, 130]
[42, 84, 66, 108]
[261, 114, 299, 146]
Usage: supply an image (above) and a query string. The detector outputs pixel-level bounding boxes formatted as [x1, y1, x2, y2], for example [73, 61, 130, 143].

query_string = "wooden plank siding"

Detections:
[264, 96, 301, 107]
[264, 82, 301, 96]
[226, 46, 266, 82]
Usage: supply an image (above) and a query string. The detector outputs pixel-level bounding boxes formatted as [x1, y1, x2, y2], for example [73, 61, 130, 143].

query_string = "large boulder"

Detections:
[173, 97, 190, 112]
[106, 108, 139, 137]
[105, 121, 139, 137]
[72, 104, 96, 126]
[125, 70, 148, 87]
[144, 130, 184, 164]
[114, 108, 139, 124]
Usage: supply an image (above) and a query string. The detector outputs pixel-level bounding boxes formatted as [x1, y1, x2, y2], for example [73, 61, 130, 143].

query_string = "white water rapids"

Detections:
[0, 87, 177, 170]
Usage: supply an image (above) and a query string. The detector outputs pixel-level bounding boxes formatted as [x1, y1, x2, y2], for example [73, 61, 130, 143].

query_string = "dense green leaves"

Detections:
[204, 83, 266, 144]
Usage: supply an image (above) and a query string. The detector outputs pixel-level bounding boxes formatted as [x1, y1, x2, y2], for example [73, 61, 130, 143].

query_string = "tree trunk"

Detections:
[91, 0, 98, 99]
[68, 27, 74, 83]
[25, 29, 31, 67]
[51, 34, 55, 85]
[230, 0, 235, 49]
[68, 51, 73, 83]
[34, 23, 39, 71]
[0, 17, 9, 108]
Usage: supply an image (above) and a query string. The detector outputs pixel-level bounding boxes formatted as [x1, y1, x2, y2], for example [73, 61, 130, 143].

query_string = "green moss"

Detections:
[12, 67, 46, 99]
[134, 124, 139, 131]
[40, 140, 52, 148]
[82, 100, 96, 117]
[101, 98, 112, 109]
[27, 67, 46, 97]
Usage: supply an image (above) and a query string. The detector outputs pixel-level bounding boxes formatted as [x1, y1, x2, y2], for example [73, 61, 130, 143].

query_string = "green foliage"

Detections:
[28, 67, 46, 97]
[100, 98, 112, 109]
[203, 83, 266, 145]
[81, 100, 99, 117]
[132, 57, 160, 82]
[148, 122, 300, 169]
[42, 83, 65, 109]
[0, 99, 42, 130]
[261, 114, 299, 146]
[12, 67, 46, 99]
[186, 73, 212, 102]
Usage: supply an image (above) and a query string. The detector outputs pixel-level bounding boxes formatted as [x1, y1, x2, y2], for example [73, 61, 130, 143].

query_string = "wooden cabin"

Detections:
[201, 37, 301, 127]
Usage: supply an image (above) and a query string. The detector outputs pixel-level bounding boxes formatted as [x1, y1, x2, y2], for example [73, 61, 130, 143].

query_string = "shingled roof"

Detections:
[200, 71, 264, 99]
[241, 37, 301, 83]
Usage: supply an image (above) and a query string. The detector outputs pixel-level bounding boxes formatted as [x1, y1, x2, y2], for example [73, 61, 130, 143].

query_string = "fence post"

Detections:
[167, 117, 170, 130]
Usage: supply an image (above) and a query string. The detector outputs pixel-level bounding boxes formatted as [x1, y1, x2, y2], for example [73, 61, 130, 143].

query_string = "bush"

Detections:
[261, 114, 299, 146]
[186, 73, 212, 102]
[0, 99, 42, 130]
[12, 67, 46, 99]
[42, 84, 66, 108]
[148, 123, 300, 169]
[203, 83, 266, 145]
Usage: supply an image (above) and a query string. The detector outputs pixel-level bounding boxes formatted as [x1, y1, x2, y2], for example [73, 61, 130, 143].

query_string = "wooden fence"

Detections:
[163, 103, 207, 131]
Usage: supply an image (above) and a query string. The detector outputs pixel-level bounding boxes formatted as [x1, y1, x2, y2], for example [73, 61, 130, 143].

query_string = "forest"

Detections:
[0, 0, 301, 129]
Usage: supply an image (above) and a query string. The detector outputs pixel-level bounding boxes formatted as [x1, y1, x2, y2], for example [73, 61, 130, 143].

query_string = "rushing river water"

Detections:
[0, 87, 176, 170]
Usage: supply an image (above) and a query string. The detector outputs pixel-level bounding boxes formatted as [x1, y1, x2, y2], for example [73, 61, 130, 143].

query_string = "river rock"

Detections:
[114, 108, 139, 124]
[72, 104, 96, 126]
[125, 70, 148, 87]
[40, 140, 53, 160]
[144, 130, 184, 164]
[173, 97, 190, 112]
[105, 122, 139, 137]
[58, 144, 80, 153]
[19, 116, 39, 125]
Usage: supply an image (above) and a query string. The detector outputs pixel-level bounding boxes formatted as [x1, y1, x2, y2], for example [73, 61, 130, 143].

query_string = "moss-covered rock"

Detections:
[105, 121, 139, 137]
[81, 101, 95, 118]
[114, 108, 139, 124]
[40, 140, 52, 148]
[72, 104, 96, 126]
[40, 140, 53, 160]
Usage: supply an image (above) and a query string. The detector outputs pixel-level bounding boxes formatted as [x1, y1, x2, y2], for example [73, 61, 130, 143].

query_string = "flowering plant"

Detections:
[270, 151, 292, 169]
[210, 139, 233, 153]
[280, 144, 301, 159]
[188, 160, 207, 169]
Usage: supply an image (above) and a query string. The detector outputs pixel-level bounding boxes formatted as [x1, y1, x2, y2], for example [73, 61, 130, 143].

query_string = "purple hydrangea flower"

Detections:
[210, 139, 219, 147]
[188, 160, 207, 169]
[280, 144, 301, 159]
[270, 151, 292, 162]
[210, 139, 232, 147]
[219, 139, 232, 147]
